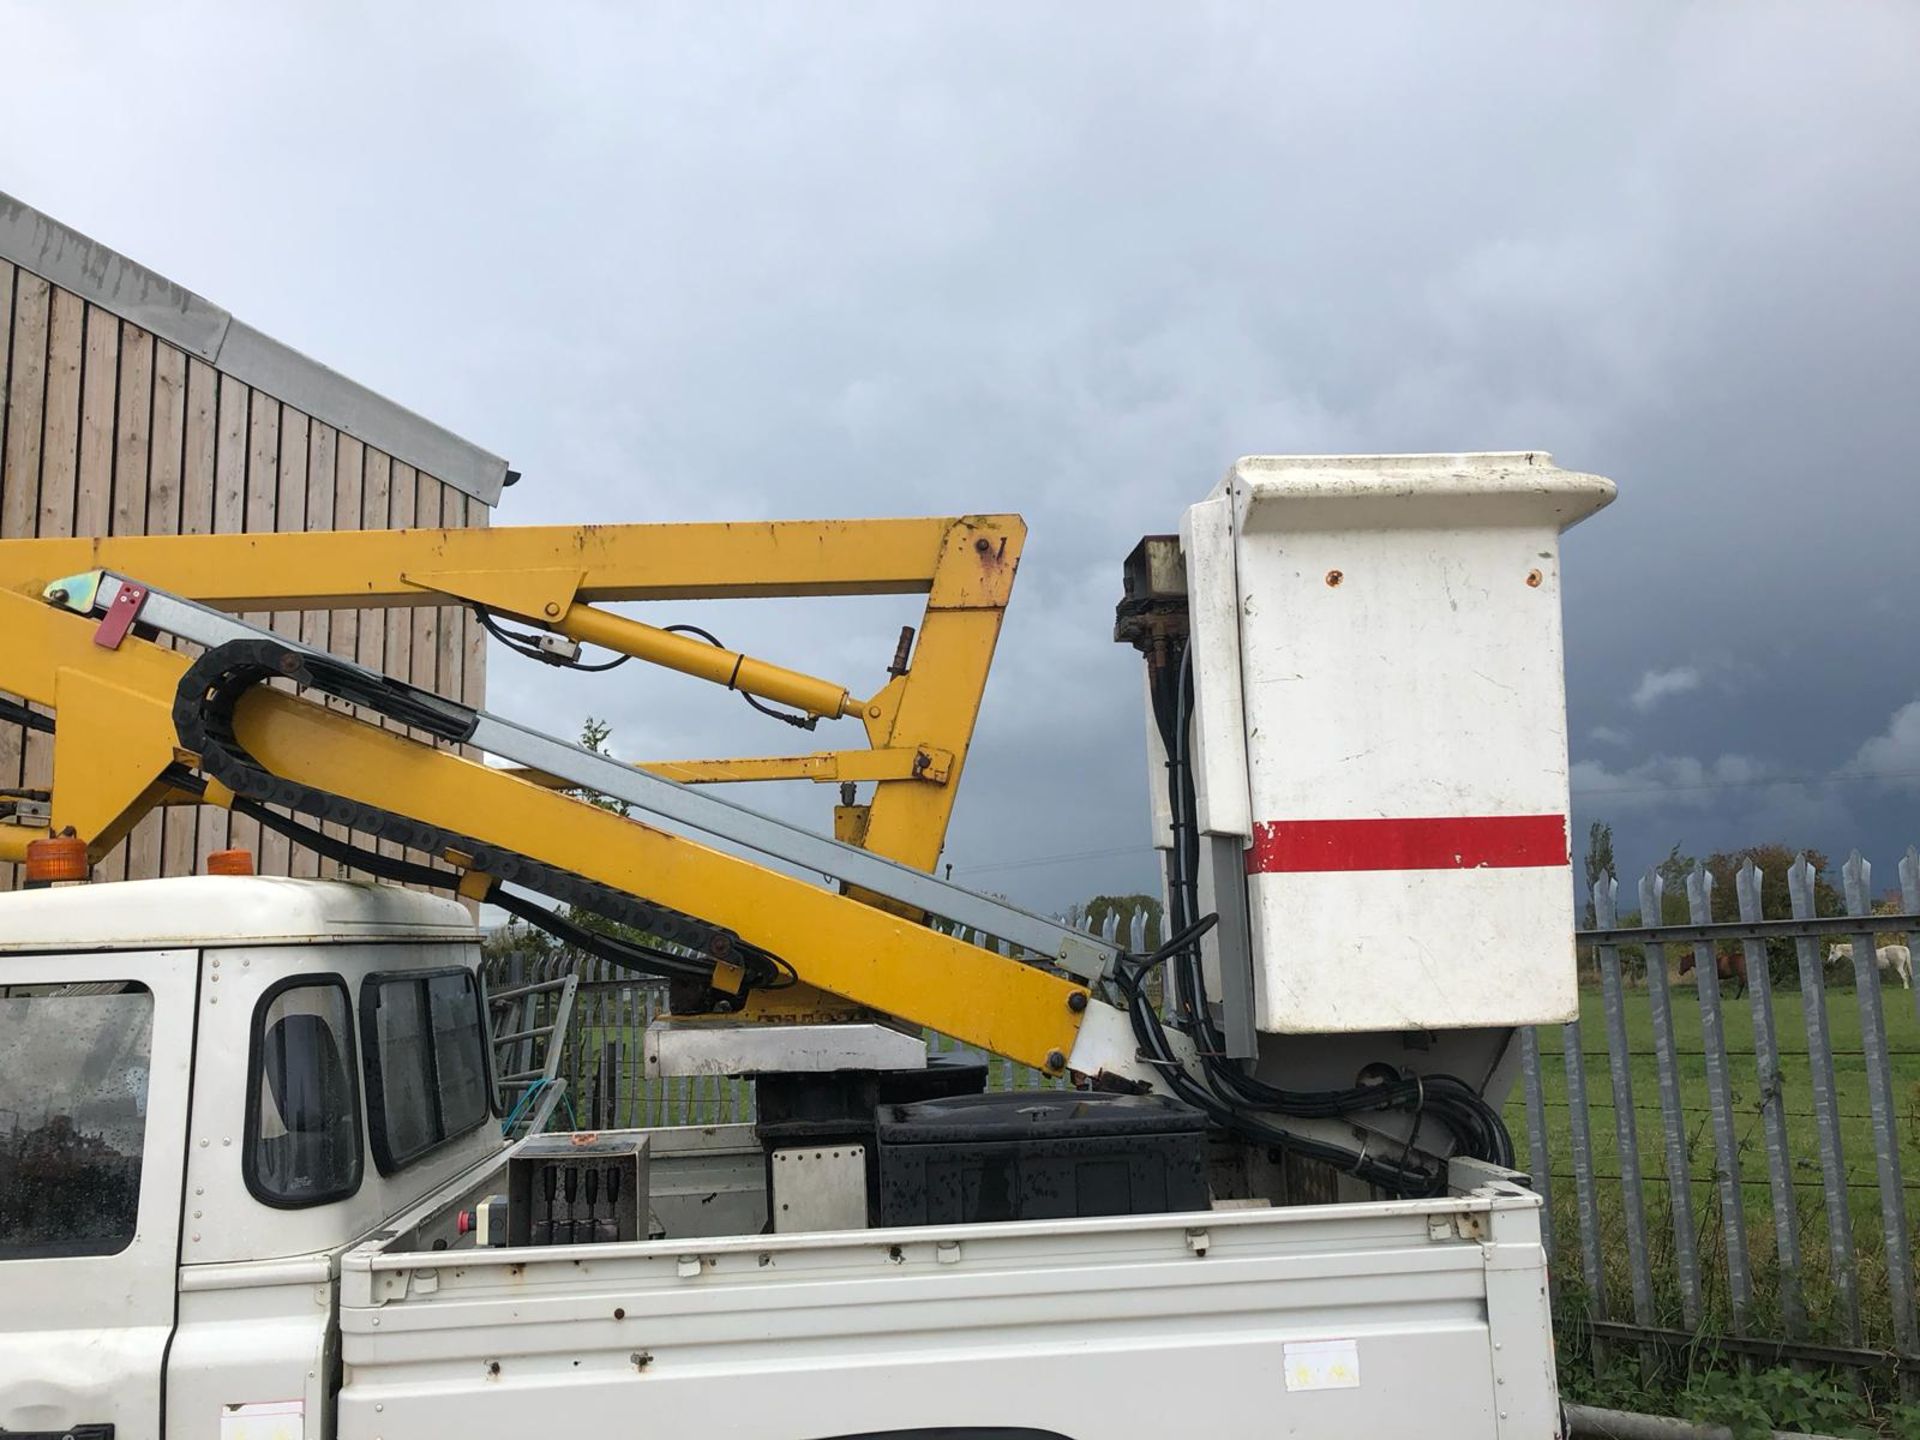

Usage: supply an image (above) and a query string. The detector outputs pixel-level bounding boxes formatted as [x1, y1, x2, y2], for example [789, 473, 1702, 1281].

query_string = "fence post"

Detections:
[1786, 854, 1859, 1345]
[1519, 1025, 1554, 1261]
[1686, 865, 1752, 1332]
[1903, 847, 1920, 1027]
[1640, 870, 1702, 1329]
[1841, 852, 1918, 1381]
[1561, 994, 1609, 1367]
[1594, 874, 1657, 1368]
[1734, 859, 1802, 1337]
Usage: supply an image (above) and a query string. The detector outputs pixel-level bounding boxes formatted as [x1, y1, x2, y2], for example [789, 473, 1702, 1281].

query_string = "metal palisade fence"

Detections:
[479, 905, 1151, 1133]
[1521, 847, 1920, 1395]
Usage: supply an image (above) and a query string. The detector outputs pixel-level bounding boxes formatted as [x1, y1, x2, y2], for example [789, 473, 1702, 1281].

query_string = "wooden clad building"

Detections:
[0, 193, 509, 889]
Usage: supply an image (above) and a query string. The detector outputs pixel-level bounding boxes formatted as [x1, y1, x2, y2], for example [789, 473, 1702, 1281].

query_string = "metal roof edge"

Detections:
[0, 191, 507, 506]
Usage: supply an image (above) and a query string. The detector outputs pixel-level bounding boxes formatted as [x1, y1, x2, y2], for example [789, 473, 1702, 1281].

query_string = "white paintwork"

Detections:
[0, 875, 474, 952]
[179, 933, 501, 1266]
[1179, 492, 1252, 839]
[1188, 452, 1613, 1033]
[334, 1174, 1557, 1440]
[644, 1017, 926, 1075]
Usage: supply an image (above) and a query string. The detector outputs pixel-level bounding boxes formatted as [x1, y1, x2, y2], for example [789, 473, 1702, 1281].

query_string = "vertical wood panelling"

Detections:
[411, 469, 440, 705]
[294, 418, 335, 880]
[0, 271, 487, 891]
[162, 348, 211, 882]
[360, 449, 395, 864]
[77, 307, 124, 880]
[1, 271, 47, 536]
[0, 260, 17, 891]
[257, 404, 308, 878]
[381, 458, 414, 864]
[23, 289, 86, 807]
[412, 473, 449, 883]
[122, 328, 169, 883]
[191, 370, 250, 868]
[89, 320, 147, 883]
[462, 493, 488, 711]
[74, 304, 117, 537]
[35, 288, 82, 539]
[327, 431, 365, 874]
[0, 260, 12, 510]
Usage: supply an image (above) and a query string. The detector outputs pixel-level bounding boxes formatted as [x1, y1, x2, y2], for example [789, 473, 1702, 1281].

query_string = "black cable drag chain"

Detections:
[173, 638, 738, 963]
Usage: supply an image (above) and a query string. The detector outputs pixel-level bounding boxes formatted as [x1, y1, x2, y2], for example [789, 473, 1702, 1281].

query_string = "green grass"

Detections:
[1507, 981, 1920, 1360]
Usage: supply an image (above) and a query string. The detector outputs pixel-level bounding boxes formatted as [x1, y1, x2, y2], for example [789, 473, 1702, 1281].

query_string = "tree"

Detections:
[573, 716, 630, 817]
[559, 718, 666, 955]
[1654, 843, 1699, 926]
[1695, 844, 1842, 988]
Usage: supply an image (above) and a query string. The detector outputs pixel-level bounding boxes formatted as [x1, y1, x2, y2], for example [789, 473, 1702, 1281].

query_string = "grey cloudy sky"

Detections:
[5, 2, 1917, 911]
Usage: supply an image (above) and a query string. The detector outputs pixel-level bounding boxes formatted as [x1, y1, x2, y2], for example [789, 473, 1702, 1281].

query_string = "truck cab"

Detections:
[1, 875, 493, 1440]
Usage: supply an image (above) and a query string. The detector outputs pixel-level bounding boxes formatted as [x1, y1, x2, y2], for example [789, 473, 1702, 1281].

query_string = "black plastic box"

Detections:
[753, 1053, 989, 1147]
[755, 1055, 989, 1226]
[874, 1090, 1209, 1227]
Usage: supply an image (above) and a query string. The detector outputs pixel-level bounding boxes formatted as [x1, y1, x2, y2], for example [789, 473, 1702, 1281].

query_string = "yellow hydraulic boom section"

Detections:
[0, 515, 1021, 876]
[0, 581, 1093, 1072]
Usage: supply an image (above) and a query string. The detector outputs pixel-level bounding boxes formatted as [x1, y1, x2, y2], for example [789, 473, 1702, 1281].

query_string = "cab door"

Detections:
[0, 948, 199, 1440]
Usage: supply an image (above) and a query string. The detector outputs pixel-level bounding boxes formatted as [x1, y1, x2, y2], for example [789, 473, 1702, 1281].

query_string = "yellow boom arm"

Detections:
[0, 515, 1144, 1079]
[0, 515, 1023, 875]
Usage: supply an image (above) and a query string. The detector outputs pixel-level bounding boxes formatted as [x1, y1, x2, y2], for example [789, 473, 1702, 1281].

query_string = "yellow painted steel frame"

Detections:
[0, 587, 1088, 1069]
[0, 516, 1023, 878]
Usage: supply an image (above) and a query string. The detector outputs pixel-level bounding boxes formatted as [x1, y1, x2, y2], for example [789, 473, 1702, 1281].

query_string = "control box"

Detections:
[506, 1133, 648, 1246]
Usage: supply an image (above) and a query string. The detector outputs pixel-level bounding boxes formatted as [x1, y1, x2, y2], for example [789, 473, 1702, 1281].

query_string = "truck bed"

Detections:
[336, 1125, 1557, 1439]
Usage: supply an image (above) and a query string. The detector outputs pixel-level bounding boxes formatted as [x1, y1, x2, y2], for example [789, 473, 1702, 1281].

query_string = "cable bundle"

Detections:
[1135, 640, 1514, 1198]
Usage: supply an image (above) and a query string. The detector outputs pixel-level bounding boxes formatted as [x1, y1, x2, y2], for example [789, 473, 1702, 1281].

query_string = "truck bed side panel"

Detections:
[337, 1193, 1554, 1440]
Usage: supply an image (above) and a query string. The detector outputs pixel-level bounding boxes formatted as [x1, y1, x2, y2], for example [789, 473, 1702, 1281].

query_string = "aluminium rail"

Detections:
[55, 570, 1119, 983]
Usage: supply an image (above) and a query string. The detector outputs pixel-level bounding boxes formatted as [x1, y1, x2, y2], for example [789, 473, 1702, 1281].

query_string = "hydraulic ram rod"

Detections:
[53, 571, 1118, 982]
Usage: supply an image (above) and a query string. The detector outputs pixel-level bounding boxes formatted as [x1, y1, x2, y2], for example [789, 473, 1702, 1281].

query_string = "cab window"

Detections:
[246, 976, 363, 1208]
[360, 968, 492, 1174]
[0, 982, 152, 1258]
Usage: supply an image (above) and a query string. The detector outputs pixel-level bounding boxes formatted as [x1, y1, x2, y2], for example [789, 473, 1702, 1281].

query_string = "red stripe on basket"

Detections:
[1247, 815, 1569, 874]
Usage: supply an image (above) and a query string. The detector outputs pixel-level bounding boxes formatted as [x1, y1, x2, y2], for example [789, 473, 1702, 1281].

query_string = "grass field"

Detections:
[1506, 982, 1920, 1357]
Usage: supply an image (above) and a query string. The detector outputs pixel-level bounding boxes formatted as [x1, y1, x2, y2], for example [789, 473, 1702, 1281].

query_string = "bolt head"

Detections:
[543, 601, 562, 617]
[1045, 1049, 1067, 1071]
[1067, 991, 1088, 1013]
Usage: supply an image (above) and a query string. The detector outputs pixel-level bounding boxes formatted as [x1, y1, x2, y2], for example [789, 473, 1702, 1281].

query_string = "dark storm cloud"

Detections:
[5, 2, 1915, 906]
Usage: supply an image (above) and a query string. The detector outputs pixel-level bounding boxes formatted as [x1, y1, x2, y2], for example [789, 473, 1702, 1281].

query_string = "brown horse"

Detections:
[1678, 948, 1748, 997]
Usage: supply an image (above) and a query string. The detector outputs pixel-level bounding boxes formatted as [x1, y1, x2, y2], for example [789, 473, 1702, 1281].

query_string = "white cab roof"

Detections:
[0, 876, 475, 952]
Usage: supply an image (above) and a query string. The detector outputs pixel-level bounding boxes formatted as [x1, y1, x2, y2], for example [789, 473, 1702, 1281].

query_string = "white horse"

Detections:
[1826, 942, 1914, 990]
